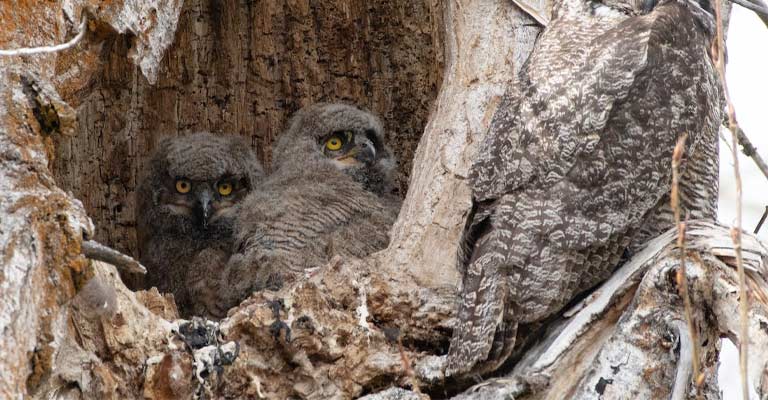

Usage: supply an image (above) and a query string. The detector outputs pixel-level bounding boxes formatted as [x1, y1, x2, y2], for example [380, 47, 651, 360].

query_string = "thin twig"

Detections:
[0, 16, 87, 56]
[729, 0, 768, 16]
[81, 240, 147, 275]
[729, 0, 768, 28]
[755, 206, 768, 234]
[712, 0, 750, 397]
[728, 123, 768, 182]
[720, 130, 735, 154]
[671, 135, 701, 386]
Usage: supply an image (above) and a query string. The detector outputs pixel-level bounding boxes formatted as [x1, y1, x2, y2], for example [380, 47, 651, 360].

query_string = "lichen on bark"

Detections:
[2, 0, 767, 399]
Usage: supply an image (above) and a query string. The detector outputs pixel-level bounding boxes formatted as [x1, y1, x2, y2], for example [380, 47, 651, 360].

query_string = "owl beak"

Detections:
[354, 138, 376, 165]
[336, 138, 376, 166]
[194, 190, 213, 229]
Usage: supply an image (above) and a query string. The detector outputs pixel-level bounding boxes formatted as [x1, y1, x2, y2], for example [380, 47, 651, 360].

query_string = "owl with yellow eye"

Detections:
[135, 132, 263, 316]
[189, 103, 401, 318]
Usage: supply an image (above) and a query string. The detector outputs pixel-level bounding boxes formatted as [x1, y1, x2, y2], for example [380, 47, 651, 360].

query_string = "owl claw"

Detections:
[267, 299, 291, 343]
[270, 320, 292, 343]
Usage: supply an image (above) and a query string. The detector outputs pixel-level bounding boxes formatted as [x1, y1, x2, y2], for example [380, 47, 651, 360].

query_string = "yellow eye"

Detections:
[325, 136, 343, 151]
[175, 179, 191, 193]
[218, 182, 233, 196]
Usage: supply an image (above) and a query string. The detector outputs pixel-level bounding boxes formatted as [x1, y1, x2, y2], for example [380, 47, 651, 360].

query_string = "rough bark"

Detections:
[1, 0, 535, 397]
[2, 0, 765, 399]
[0, 2, 182, 398]
[454, 222, 768, 400]
[51, 0, 447, 262]
[378, 0, 539, 290]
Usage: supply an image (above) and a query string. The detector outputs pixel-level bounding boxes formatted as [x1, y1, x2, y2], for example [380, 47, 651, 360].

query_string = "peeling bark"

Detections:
[2, 0, 765, 399]
[0, 68, 92, 399]
[456, 222, 768, 400]
[0, 2, 182, 398]
[50, 0, 447, 262]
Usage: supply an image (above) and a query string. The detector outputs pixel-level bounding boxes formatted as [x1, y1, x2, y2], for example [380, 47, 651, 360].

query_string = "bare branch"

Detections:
[81, 240, 147, 275]
[756, 206, 768, 234]
[671, 135, 701, 386]
[727, 123, 768, 182]
[713, 0, 751, 395]
[0, 16, 87, 57]
[728, 0, 768, 27]
[711, 257, 768, 399]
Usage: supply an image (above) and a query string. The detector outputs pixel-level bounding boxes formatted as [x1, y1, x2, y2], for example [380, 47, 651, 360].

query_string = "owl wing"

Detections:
[205, 173, 395, 313]
[184, 246, 232, 318]
[448, 0, 718, 376]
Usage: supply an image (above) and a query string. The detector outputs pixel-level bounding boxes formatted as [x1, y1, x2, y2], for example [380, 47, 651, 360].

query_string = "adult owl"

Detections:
[136, 132, 263, 317]
[190, 103, 400, 318]
[445, 0, 721, 376]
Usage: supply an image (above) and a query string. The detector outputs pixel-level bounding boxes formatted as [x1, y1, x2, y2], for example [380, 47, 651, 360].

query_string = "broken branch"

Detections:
[0, 16, 87, 56]
[81, 240, 147, 275]
[728, 0, 768, 27]
[756, 206, 768, 234]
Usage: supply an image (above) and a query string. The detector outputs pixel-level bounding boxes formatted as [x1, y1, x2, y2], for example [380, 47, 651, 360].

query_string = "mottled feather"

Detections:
[447, 0, 721, 376]
[136, 132, 263, 317]
[192, 104, 401, 318]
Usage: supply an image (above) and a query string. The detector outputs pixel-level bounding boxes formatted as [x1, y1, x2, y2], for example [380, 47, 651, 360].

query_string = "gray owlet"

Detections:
[136, 132, 263, 317]
[445, 0, 721, 377]
[191, 103, 401, 318]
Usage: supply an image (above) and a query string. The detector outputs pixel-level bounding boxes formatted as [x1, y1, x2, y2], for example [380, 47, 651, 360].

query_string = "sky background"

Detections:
[717, 6, 767, 399]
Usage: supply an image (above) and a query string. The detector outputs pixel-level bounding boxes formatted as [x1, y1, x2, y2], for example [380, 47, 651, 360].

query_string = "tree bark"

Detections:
[2, 0, 766, 399]
[0, 1, 183, 398]
[50, 0, 447, 261]
[454, 222, 768, 400]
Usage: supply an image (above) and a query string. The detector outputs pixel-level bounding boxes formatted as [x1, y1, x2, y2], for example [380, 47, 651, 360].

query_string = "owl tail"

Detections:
[445, 234, 517, 377]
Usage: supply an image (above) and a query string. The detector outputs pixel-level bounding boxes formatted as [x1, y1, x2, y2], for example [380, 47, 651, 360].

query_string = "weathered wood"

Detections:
[0, 2, 182, 398]
[375, 0, 540, 295]
[2, 0, 764, 399]
[0, 68, 91, 400]
[1, 0, 541, 397]
[51, 0, 447, 261]
[81, 240, 146, 275]
[455, 222, 768, 400]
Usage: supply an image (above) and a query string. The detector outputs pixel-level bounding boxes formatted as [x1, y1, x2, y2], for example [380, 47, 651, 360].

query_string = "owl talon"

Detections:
[270, 320, 292, 343]
[267, 299, 292, 343]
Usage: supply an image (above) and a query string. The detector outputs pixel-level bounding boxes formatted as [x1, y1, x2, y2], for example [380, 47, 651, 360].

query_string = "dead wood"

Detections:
[2, 1, 766, 400]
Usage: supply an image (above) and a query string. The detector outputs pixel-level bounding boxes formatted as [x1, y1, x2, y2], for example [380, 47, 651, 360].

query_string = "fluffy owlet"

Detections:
[445, 0, 721, 377]
[190, 103, 401, 318]
[136, 132, 263, 317]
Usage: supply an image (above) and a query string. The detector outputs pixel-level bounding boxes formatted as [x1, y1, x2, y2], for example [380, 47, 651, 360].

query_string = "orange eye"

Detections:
[175, 179, 191, 193]
[325, 136, 343, 151]
[218, 182, 233, 196]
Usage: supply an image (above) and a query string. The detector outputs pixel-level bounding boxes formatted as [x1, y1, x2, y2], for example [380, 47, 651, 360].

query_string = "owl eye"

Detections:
[217, 182, 233, 196]
[175, 179, 191, 193]
[325, 135, 345, 151]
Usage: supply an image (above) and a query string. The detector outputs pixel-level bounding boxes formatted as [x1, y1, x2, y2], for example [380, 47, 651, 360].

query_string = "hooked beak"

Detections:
[194, 190, 213, 229]
[337, 138, 376, 166]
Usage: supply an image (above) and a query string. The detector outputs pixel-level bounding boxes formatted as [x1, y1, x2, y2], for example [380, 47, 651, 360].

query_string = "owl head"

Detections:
[272, 103, 396, 195]
[137, 132, 263, 239]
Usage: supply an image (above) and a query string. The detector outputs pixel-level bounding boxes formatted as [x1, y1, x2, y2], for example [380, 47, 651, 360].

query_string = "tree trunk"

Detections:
[2, 0, 767, 399]
[51, 0, 446, 262]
